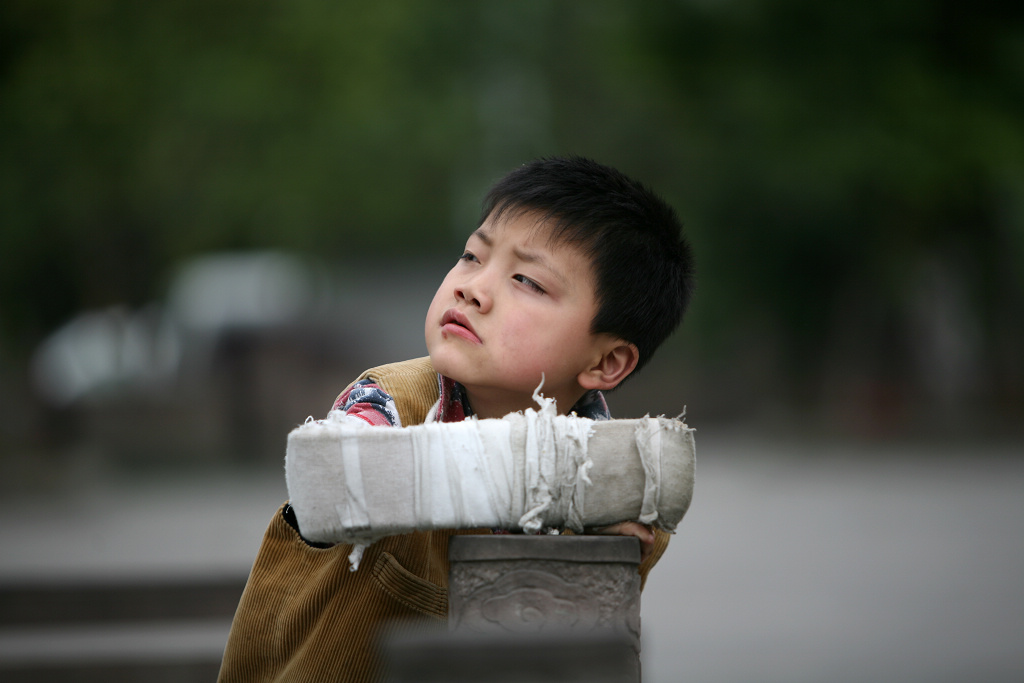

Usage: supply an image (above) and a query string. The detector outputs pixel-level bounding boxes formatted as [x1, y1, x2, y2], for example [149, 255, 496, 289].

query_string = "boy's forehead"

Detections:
[476, 208, 582, 253]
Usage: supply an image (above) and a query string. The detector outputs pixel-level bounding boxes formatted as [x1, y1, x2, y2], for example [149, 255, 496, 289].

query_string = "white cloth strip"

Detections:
[286, 396, 695, 570]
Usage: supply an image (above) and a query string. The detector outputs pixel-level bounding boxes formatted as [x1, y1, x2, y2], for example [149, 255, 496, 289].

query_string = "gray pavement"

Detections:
[2, 435, 1023, 682]
[642, 435, 1024, 683]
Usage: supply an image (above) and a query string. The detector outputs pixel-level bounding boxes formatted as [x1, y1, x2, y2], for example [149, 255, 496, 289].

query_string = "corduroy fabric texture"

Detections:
[217, 357, 670, 682]
[350, 357, 439, 427]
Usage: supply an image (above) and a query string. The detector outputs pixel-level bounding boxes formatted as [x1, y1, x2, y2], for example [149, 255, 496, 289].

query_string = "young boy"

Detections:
[217, 156, 694, 683]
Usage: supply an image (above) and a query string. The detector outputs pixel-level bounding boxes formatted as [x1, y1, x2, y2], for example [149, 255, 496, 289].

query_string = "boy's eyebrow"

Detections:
[512, 246, 546, 266]
[514, 246, 571, 289]
[471, 226, 571, 289]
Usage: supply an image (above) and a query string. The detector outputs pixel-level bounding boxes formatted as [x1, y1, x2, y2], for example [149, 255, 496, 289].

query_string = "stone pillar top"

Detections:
[449, 534, 641, 564]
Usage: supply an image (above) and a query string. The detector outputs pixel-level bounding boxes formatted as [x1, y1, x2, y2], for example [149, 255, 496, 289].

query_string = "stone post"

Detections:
[448, 535, 642, 647]
[384, 534, 644, 682]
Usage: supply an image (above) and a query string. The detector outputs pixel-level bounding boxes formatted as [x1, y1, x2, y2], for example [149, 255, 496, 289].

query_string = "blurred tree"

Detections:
[571, 0, 1024, 423]
[0, 1, 482, 345]
[1, 0, 1021, 429]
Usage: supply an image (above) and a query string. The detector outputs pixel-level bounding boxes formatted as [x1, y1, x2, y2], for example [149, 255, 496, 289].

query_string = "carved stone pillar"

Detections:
[384, 534, 644, 682]
[448, 535, 642, 644]
[453, 534, 642, 680]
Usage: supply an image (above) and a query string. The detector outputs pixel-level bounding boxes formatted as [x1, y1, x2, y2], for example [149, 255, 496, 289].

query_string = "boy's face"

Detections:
[425, 210, 609, 418]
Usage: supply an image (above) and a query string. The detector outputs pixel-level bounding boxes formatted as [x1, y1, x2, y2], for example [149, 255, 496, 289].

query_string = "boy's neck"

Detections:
[463, 384, 585, 420]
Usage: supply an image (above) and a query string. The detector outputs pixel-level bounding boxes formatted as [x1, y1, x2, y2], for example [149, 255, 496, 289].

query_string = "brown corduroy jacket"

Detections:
[217, 357, 669, 683]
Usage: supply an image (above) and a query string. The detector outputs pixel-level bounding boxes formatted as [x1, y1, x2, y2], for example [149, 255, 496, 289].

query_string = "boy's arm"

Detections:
[282, 378, 400, 550]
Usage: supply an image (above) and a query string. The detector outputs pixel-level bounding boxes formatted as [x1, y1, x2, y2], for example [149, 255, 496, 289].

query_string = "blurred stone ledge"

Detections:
[0, 577, 243, 683]
[383, 629, 641, 683]
[0, 576, 246, 627]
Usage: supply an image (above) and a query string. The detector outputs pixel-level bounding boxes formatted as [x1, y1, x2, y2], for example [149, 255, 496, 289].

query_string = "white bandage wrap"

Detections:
[285, 395, 695, 570]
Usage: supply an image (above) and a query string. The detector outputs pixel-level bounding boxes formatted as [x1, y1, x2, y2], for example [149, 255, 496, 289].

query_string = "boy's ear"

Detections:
[578, 340, 639, 392]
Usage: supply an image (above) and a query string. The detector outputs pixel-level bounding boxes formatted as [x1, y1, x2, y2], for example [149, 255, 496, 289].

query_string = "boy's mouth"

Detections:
[440, 309, 481, 344]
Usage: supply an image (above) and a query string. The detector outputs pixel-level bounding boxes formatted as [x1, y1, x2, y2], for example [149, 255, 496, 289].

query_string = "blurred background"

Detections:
[1, 1, 1022, 681]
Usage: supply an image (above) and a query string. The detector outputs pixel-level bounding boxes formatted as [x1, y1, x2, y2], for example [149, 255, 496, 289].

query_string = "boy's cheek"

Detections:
[500, 313, 553, 354]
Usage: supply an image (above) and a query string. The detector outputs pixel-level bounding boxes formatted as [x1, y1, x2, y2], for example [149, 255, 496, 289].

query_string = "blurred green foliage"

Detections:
[2, 0, 1022, 425]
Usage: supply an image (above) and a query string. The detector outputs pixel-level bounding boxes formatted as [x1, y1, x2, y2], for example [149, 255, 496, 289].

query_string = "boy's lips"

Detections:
[440, 309, 481, 344]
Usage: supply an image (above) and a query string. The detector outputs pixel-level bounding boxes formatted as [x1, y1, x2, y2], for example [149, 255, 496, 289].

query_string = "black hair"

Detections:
[481, 155, 694, 377]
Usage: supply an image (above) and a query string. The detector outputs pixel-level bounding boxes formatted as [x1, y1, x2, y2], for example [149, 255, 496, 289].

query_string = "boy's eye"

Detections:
[513, 274, 545, 294]
[459, 251, 479, 263]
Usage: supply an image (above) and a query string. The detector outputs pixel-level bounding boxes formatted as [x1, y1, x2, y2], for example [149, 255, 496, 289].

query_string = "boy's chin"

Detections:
[426, 348, 464, 381]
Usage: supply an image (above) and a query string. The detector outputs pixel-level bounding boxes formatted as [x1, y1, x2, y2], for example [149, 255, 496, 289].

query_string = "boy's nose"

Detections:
[454, 277, 492, 312]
